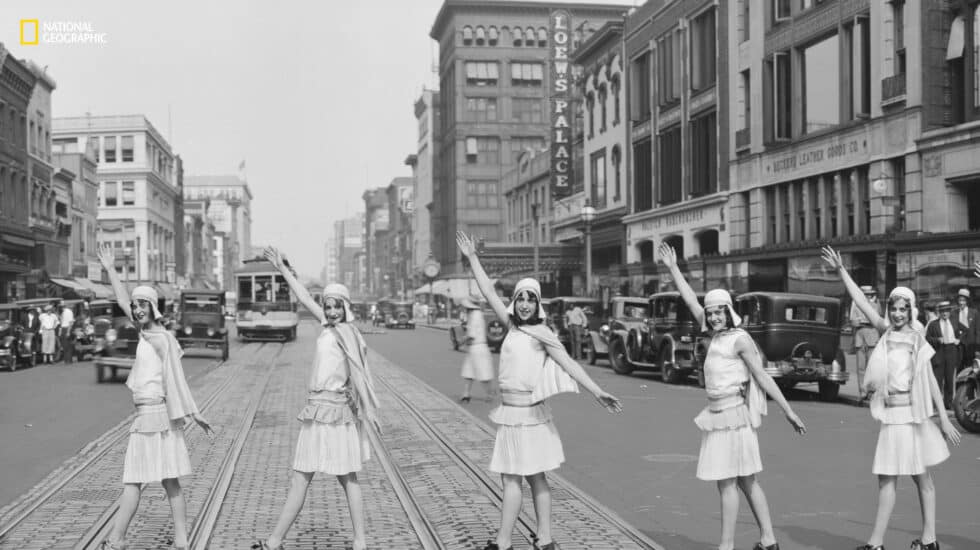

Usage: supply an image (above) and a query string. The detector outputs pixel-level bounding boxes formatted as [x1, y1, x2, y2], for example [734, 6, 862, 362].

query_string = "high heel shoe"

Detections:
[251, 540, 284, 550]
[482, 541, 512, 550]
[856, 545, 884, 550]
[460, 395, 471, 403]
[753, 543, 779, 550]
[911, 539, 939, 550]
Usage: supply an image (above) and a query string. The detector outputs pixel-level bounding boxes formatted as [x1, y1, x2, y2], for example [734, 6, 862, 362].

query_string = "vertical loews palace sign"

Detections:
[550, 9, 573, 199]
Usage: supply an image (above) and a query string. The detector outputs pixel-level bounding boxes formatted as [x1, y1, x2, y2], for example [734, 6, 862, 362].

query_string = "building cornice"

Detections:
[431, 0, 631, 40]
[623, 192, 730, 226]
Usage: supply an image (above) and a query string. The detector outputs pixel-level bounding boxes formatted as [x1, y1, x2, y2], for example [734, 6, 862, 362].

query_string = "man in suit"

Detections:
[956, 288, 980, 369]
[925, 300, 967, 410]
[23, 307, 41, 333]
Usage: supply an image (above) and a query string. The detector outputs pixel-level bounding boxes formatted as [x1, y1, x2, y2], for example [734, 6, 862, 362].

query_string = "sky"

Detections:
[2, 0, 633, 278]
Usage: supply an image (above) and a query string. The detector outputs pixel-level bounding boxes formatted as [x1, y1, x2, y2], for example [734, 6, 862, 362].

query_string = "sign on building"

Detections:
[550, 9, 573, 199]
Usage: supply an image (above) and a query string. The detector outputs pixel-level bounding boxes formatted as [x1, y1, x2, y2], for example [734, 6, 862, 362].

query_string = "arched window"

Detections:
[573, 30, 582, 50]
[511, 26, 522, 47]
[586, 91, 596, 138]
[637, 240, 655, 263]
[462, 26, 473, 45]
[610, 74, 622, 125]
[488, 26, 499, 46]
[475, 26, 486, 45]
[525, 27, 536, 46]
[611, 145, 622, 201]
[537, 27, 548, 47]
[598, 83, 608, 132]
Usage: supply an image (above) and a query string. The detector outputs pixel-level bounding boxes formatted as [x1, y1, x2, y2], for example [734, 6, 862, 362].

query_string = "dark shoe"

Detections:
[855, 545, 884, 550]
[536, 542, 556, 550]
[460, 396, 471, 403]
[911, 540, 939, 550]
[481, 541, 512, 550]
[251, 541, 283, 550]
[753, 543, 778, 550]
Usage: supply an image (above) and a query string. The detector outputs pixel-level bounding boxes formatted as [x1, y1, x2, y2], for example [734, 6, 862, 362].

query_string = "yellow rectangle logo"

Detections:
[20, 19, 39, 45]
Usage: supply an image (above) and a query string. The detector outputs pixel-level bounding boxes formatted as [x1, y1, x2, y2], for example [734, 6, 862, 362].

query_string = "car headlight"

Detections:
[184, 326, 193, 335]
[106, 329, 118, 343]
[207, 328, 216, 337]
[599, 324, 610, 335]
[84, 324, 95, 335]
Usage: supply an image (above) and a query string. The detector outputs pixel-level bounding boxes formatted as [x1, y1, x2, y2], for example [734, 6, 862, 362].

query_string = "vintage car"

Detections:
[173, 289, 230, 360]
[92, 301, 145, 383]
[373, 300, 392, 327]
[733, 292, 847, 401]
[0, 304, 38, 370]
[546, 297, 602, 357]
[607, 291, 707, 383]
[449, 305, 507, 352]
[385, 300, 416, 329]
[350, 301, 368, 322]
[586, 296, 651, 365]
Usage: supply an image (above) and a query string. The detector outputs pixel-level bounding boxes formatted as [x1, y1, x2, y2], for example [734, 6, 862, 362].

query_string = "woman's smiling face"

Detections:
[705, 305, 728, 331]
[132, 299, 154, 326]
[514, 290, 538, 321]
[888, 297, 911, 329]
[322, 298, 345, 326]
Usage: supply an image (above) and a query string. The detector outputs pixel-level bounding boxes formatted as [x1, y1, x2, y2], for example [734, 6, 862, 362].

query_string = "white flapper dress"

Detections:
[871, 331, 950, 475]
[123, 338, 192, 483]
[292, 327, 371, 475]
[488, 329, 564, 475]
[460, 309, 494, 382]
[694, 329, 763, 481]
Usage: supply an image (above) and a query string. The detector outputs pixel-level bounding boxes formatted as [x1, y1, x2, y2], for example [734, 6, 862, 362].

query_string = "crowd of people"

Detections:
[18, 300, 89, 364]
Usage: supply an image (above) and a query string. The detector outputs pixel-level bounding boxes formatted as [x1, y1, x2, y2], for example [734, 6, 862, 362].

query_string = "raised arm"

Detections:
[456, 231, 509, 324]
[96, 244, 133, 321]
[735, 333, 806, 434]
[263, 247, 326, 324]
[538, 335, 622, 413]
[821, 246, 888, 332]
[658, 243, 704, 329]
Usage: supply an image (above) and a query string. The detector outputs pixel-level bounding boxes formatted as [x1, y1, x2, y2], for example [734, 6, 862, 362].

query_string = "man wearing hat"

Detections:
[925, 300, 968, 409]
[956, 288, 979, 368]
[849, 285, 881, 399]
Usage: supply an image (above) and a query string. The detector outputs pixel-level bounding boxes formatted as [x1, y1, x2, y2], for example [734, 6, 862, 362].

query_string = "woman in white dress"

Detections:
[254, 247, 380, 550]
[39, 305, 59, 363]
[95, 245, 213, 550]
[459, 296, 495, 402]
[823, 246, 960, 550]
[457, 231, 622, 550]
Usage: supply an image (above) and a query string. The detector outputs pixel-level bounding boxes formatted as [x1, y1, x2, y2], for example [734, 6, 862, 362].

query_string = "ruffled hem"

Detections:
[296, 402, 356, 425]
[693, 404, 756, 432]
[129, 403, 177, 433]
[488, 402, 553, 426]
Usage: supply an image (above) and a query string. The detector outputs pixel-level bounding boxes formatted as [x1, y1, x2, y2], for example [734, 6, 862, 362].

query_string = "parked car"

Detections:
[607, 291, 707, 384]
[449, 305, 507, 352]
[386, 300, 416, 329]
[733, 292, 847, 401]
[546, 297, 601, 357]
[586, 296, 651, 366]
[173, 289, 230, 360]
[373, 300, 393, 327]
[0, 304, 38, 370]
[350, 301, 368, 322]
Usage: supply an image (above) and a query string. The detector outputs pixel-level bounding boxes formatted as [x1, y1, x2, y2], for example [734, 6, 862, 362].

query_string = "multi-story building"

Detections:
[324, 228, 338, 285]
[429, 0, 631, 275]
[182, 193, 218, 289]
[718, 0, 980, 301]
[173, 155, 186, 286]
[412, 89, 440, 281]
[334, 213, 364, 293]
[386, 177, 414, 298]
[52, 114, 180, 285]
[622, 0, 729, 295]
[54, 144, 99, 279]
[363, 188, 389, 296]
[0, 44, 36, 301]
[183, 175, 253, 289]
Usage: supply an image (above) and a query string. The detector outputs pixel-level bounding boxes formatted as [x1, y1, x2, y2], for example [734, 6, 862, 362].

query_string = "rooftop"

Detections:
[431, 0, 631, 40]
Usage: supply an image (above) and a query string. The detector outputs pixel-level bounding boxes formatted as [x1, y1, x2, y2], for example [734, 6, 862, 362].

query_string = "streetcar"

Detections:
[234, 257, 300, 341]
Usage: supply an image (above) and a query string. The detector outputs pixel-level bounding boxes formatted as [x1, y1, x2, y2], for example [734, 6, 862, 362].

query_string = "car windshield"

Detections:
[90, 305, 114, 317]
[784, 305, 829, 323]
[622, 302, 650, 319]
[182, 296, 222, 313]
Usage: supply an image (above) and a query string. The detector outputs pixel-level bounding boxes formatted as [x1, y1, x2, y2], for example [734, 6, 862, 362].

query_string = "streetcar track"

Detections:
[0, 345, 245, 545]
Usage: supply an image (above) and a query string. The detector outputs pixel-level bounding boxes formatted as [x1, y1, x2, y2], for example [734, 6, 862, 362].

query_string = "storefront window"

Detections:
[803, 33, 840, 133]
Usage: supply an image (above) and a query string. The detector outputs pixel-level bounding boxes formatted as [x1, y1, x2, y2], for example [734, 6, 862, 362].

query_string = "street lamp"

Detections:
[531, 202, 540, 279]
[581, 199, 596, 297]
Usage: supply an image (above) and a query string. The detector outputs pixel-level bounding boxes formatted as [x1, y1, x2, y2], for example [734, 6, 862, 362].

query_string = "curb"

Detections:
[418, 323, 452, 332]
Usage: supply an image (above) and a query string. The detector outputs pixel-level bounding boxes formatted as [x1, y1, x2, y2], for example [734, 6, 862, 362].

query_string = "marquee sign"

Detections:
[550, 9, 573, 199]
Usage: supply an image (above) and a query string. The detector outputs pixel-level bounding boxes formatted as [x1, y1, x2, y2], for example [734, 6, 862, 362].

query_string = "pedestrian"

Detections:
[254, 247, 380, 550]
[39, 305, 59, 364]
[459, 296, 495, 403]
[850, 286, 881, 400]
[94, 244, 213, 550]
[955, 288, 979, 368]
[456, 231, 622, 550]
[59, 301, 75, 363]
[565, 303, 587, 360]
[924, 301, 966, 411]
[660, 243, 805, 550]
[822, 245, 960, 550]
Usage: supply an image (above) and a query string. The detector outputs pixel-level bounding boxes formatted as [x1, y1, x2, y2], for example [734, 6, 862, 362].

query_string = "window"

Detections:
[738, 70, 751, 130]
[122, 181, 135, 206]
[739, 0, 751, 42]
[465, 62, 499, 86]
[784, 305, 828, 323]
[466, 97, 498, 121]
[611, 145, 622, 201]
[852, 16, 871, 117]
[465, 137, 500, 165]
[586, 92, 596, 138]
[513, 28, 523, 47]
[53, 137, 78, 154]
[510, 62, 543, 86]
[773, 51, 792, 139]
[634, 139, 653, 211]
[690, 8, 717, 92]
[659, 127, 682, 205]
[104, 181, 118, 206]
[803, 33, 840, 133]
[104, 136, 117, 163]
[488, 26, 499, 46]
[773, 0, 791, 22]
[466, 180, 500, 208]
[537, 28, 547, 47]
[610, 75, 622, 125]
[525, 28, 536, 46]
[658, 31, 682, 105]
[690, 111, 717, 197]
[510, 136, 545, 161]
[590, 149, 607, 208]
[598, 84, 608, 132]
[462, 26, 473, 45]
[512, 97, 543, 123]
[893, 0, 906, 76]
[121, 135, 134, 162]
[631, 53, 651, 121]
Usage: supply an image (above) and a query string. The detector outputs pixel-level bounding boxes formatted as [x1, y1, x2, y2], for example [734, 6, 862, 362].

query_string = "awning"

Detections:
[1, 234, 35, 247]
[947, 15, 965, 60]
[74, 278, 115, 299]
[50, 277, 96, 298]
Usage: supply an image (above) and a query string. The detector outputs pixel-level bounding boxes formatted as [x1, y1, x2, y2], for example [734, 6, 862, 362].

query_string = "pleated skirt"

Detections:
[488, 403, 564, 475]
[122, 415, 192, 483]
[696, 424, 763, 481]
[292, 420, 370, 475]
[461, 343, 494, 381]
[872, 420, 950, 476]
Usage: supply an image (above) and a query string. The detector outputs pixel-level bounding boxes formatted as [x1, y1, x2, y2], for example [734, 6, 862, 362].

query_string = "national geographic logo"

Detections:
[19, 19, 108, 46]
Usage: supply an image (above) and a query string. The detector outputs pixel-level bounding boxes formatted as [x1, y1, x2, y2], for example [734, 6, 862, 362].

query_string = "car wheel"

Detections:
[818, 380, 840, 402]
[609, 338, 634, 375]
[953, 380, 980, 433]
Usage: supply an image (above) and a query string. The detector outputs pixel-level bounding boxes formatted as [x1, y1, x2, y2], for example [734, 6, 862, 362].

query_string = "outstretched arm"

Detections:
[925, 359, 961, 446]
[821, 246, 888, 332]
[96, 244, 133, 321]
[540, 338, 622, 413]
[736, 333, 806, 434]
[263, 247, 326, 324]
[456, 231, 509, 324]
[658, 243, 704, 328]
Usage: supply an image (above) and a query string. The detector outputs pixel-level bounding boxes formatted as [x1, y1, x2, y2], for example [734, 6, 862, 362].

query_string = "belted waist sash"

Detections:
[500, 389, 543, 408]
[706, 394, 745, 413]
